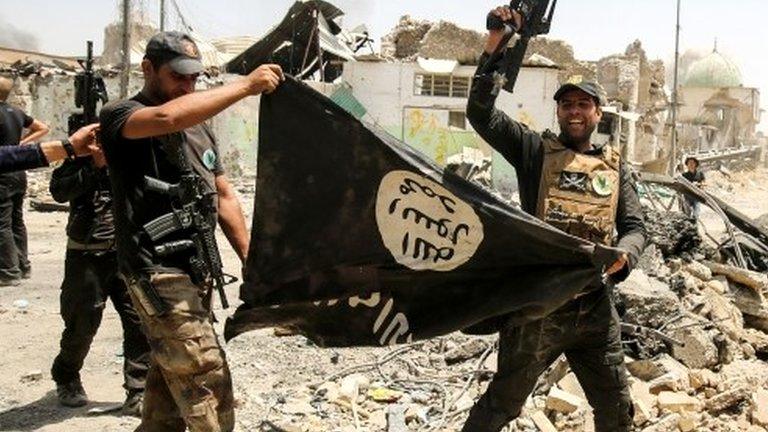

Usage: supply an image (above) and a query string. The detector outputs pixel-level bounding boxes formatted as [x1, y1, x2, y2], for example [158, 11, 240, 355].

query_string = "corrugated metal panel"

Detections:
[330, 84, 366, 119]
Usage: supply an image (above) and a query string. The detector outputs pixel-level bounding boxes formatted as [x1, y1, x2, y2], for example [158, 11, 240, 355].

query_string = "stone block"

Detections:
[751, 389, 768, 427]
[545, 387, 583, 414]
[685, 261, 712, 281]
[657, 391, 701, 414]
[530, 410, 557, 432]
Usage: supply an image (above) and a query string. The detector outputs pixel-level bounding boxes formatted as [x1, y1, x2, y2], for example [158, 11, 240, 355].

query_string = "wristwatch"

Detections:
[61, 138, 76, 160]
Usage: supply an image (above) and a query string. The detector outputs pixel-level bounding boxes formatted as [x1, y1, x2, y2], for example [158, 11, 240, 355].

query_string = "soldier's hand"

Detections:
[91, 143, 107, 168]
[69, 123, 100, 156]
[605, 253, 628, 276]
[246, 64, 284, 95]
[485, 6, 523, 54]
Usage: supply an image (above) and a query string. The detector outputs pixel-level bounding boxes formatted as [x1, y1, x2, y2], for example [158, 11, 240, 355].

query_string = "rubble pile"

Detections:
[526, 37, 597, 82]
[227, 194, 768, 431]
[380, 16, 434, 60]
[418, 21, 486, 65]
[380, 15, 588, 72]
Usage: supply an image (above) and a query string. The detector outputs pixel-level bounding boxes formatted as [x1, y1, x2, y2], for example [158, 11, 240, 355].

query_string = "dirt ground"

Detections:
[0, 179, 389, 432]
[1, 167, 768, 432]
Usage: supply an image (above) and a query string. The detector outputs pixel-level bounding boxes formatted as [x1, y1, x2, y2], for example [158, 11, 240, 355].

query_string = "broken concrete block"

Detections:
[706, 278, 727, 294]
[368, 409, 388, 430]
[677, 413, 698, 431]
[386, 404, 407, 432]
[657, 391, 701, 414]
[640, 413, 680, 432]
[705, 384, 750, 413]
[444, 339, 488, 365]
[649, 371, 692, 394]
[627, 354, 688, 382]
[745, 329, 768, 358]
[453, 393, 475, 412]
[558, 372, 586, 400]
[633, 398, 653, 426]
[751, 389, 768, 427]
[704, 261, 768, 293]
[701, 287, 744, 340]
[630, 379, 657, 414]
[482, 352, 498, 373]
[617, 270, 683, 328]
[668, 319, 719, 369]
[339, 373, 370, 401]
[545, 387, 583, 414]
[685, 261, 712, 281]
[530, 410, 558, 432]
[688, 368, 720, 390]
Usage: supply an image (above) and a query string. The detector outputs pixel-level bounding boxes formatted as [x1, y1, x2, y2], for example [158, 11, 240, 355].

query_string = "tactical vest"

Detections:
[536, 133, 621, 246]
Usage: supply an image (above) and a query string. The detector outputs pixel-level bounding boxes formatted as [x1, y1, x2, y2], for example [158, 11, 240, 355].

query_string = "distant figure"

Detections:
[0, 76, 50, 286]
[682, 156, 705, 218]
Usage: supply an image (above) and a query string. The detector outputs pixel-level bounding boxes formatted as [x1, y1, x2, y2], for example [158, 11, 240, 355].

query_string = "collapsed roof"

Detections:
[225, 0, 369, 81]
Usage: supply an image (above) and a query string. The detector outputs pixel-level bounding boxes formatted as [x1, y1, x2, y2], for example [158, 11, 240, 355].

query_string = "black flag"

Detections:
[224, 77, 621, 347]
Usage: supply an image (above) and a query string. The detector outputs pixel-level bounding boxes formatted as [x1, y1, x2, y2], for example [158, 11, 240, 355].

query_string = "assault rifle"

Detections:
[142, 141, 234, 309]
[477, 0, 558, 95]
[68, 41, 108, 134]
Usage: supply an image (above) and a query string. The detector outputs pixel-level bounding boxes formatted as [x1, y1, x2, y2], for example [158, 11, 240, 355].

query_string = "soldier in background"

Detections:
[49, 142, 150, 415]
[0, 76, 50, 285]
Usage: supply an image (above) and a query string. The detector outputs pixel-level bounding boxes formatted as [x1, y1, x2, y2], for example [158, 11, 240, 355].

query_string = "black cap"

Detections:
[145, 31, 204, 75]
[684, 156, 700, 167]
[553, 76, 608, 106]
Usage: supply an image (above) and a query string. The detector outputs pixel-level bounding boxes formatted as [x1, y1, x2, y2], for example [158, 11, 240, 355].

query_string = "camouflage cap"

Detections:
[553, 76, 608, 106]
[145, 31, 204, 75]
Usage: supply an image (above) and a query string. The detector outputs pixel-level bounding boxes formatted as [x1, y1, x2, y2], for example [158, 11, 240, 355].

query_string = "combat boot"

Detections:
[56, 379, 88, 407]
[122, 389, 143, 417]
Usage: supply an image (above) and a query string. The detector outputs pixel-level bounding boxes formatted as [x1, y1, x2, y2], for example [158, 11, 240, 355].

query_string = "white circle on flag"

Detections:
[375, 170, 484, 271]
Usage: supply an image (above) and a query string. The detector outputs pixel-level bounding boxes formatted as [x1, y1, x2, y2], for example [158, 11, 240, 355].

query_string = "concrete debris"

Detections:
[617, 270, 682, 328]
[386, 404, 408, 432]
[531, 410, 558, 432]
[443, 338, 488, 365]
[704, 261, 768, 293]
[19, 370, 43, 383]
[657, 391, 701, 414]
[752, 389, 768, 427]
[706, 384, 750, 413]
[419, 21, 486, 64]
[667, 318, 719, 369]
[642, 209, 705, 259]
[545, 387, 583, 414]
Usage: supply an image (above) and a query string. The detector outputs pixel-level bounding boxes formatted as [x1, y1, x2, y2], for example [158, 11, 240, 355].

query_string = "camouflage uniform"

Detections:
[127, 273, 234, 432]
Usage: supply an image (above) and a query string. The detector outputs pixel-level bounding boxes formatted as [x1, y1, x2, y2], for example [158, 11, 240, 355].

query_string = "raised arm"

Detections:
[467, 6, 538, 171]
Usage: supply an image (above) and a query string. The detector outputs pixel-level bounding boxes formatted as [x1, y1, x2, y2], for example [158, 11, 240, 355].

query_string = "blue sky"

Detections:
[3, 1, 767, 129]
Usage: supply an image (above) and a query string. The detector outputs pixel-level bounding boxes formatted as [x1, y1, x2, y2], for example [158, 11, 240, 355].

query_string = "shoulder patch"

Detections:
[202, 149, 217, 170]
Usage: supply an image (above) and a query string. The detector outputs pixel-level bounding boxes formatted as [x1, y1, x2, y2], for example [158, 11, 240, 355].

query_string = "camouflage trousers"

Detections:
[127, 272, 234, 432]
[462, 287, 633, 432]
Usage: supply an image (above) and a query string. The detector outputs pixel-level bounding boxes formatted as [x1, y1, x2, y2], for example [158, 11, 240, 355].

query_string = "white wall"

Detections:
[342, 61, 560, 137]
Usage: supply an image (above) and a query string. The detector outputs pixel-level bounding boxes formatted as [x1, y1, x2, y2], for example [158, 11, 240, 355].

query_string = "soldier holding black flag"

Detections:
[462, 5, 646, 432]
[99, 31, 282, 431]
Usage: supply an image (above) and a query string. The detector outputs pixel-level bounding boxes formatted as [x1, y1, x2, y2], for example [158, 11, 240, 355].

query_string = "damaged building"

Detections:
[676, 46, 762, 161]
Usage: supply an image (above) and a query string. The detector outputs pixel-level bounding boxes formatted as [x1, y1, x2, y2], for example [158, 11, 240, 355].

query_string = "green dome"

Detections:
[683, 50, 742, 88]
